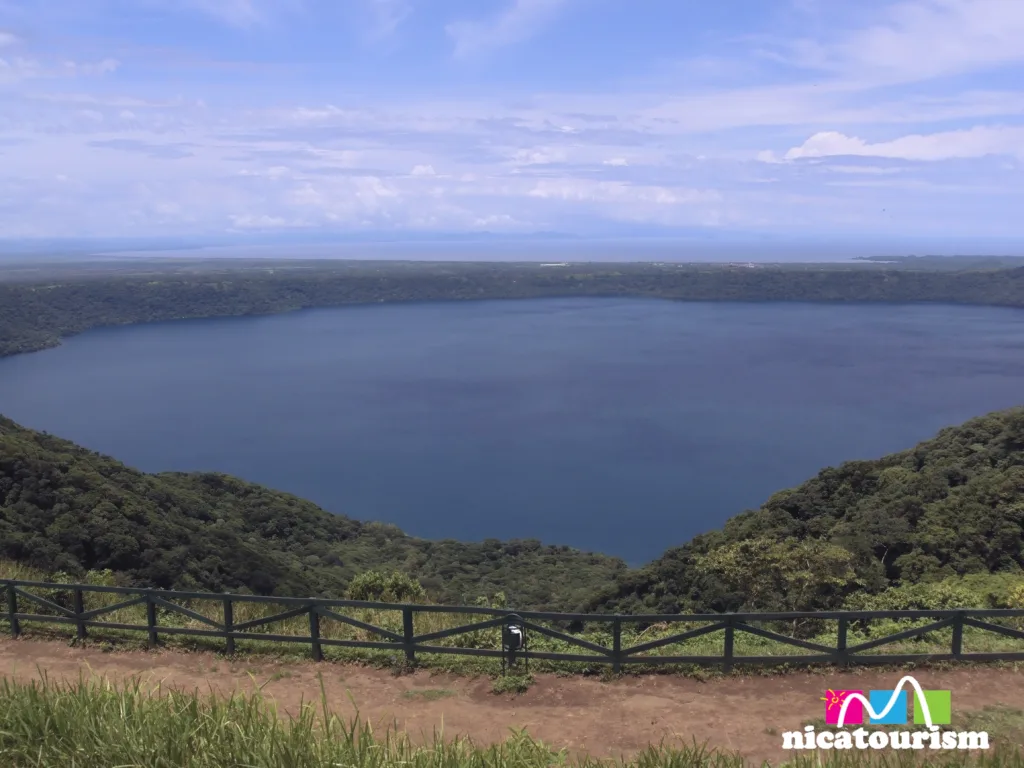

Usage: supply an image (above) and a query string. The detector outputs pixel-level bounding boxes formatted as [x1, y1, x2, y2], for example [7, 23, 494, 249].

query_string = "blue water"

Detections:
[2, 298, 1024, 565]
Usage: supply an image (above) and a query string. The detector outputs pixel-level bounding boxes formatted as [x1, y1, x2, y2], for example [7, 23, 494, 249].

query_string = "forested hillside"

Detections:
[589, 407, 1024, 614]
[3, 408, 1023, 614]
[3, 263, 1024, 358]
[0, 415, 625, 610]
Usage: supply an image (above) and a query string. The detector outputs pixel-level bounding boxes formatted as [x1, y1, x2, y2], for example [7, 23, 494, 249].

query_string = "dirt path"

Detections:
[3, 638, 1024, 764]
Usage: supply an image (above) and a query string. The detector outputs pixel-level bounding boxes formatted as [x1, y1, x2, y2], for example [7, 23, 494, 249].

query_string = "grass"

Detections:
[1, 675, 1023, 768]
[3, 562, 1024, 682]
[491, 674, 534, 695]
[959, 708, 1024, 752]
[801, 708, 1024, 754]
[4, 589, 1024, 682]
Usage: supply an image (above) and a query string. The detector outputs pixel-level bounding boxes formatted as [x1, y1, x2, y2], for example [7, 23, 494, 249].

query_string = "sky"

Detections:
[1, 0, 1024, 242]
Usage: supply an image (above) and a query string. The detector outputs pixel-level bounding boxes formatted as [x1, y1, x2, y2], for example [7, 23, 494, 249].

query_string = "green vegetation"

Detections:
[3, 407, 1024, 681]
[3, 259, 1023, 619]
[0, 675, 580, 768]
[590, 406, 1024, 616]
[491, 674, 535, 694]
[0, 415, 625, 610]
[4, 405, 1024, 621]
[960, 707, 1024, 753]
[5, 260, 1024, 762]
[854, 255, 1024, 270]
[3, 261, 1024, 358]
[1, 676, 1021, 768]
[346, 570, 429, 603]
[4, 557, 1024, 681]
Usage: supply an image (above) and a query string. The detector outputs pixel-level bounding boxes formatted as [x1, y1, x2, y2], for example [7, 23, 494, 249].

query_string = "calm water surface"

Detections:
[2, 298, 1024, 565]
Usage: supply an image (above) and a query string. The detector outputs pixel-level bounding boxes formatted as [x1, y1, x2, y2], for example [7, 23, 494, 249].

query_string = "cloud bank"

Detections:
[0, 0, 1022, 239]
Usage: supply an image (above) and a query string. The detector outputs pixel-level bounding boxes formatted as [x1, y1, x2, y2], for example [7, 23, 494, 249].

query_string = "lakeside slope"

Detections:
[3, 406, 1023, 613]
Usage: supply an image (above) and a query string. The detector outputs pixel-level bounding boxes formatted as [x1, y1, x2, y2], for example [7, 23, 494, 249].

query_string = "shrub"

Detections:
[491, 674, 534, 695]
[344, 571, 427, 603]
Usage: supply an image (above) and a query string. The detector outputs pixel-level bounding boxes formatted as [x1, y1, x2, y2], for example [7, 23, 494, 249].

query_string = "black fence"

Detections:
[4, 579, 1024, 672]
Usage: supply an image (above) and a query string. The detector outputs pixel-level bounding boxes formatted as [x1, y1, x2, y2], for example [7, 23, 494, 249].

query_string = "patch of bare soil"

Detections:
[2, 638, 1024, 764]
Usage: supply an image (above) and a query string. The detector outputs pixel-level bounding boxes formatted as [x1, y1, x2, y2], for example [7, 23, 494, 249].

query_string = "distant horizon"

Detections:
[4, 233, 1024, 265]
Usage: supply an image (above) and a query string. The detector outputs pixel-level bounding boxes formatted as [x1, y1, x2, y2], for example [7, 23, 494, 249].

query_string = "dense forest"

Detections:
[589, 407, 1024, 614]
[3, 407, 1023, 613]
[0, 415, 625, 610]
[2, 260, 1023, 613]
[3, 261, 1024, 358]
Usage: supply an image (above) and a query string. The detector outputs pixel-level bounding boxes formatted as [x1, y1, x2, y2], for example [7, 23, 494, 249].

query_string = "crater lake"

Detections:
[2, 297, 1024, 565]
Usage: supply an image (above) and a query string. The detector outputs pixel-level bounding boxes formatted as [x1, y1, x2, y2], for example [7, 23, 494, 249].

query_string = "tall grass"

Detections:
[4, 590, 1024, 680]
[0, 676, 1021, 768]
[3, 560, 1024, 679]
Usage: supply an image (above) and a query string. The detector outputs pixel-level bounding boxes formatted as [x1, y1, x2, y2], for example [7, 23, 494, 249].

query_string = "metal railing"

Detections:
[5, 579, 1024, 671]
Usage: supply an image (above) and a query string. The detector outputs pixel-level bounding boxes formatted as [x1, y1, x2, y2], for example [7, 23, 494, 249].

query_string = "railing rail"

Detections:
[4, 579, 1024, 669]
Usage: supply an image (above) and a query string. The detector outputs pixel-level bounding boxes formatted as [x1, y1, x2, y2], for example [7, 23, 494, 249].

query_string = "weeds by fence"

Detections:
[5, 579, 1024, 673]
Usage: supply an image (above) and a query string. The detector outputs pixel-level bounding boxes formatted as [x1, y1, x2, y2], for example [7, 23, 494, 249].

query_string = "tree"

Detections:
[344, 570, 426, 603]
[693, 536, 860, 614]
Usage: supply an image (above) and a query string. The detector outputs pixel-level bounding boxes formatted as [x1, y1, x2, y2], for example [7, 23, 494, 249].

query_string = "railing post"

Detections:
[837, 616, 848, 663]
[223, 598, 235, 656]
[951, 611, 964, 658]
[402, 607, 415, 663]
[6, 584, 18, 638]
[146, 593, 159, 649]
[309, 606, 322, 662]
[73, 588, 87, 642]
[723, 616, 735, 674]
[612, 617, 622, 673]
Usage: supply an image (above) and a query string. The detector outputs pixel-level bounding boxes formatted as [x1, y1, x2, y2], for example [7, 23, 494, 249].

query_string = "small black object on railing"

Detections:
[501, 613, 527, 676]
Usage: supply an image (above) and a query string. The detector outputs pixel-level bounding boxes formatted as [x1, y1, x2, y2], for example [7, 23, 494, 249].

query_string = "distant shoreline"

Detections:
[2, 260, 1024, 360]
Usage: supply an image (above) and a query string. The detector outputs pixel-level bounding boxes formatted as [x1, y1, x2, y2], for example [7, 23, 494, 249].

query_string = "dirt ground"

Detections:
[3, 638, 1024, 764]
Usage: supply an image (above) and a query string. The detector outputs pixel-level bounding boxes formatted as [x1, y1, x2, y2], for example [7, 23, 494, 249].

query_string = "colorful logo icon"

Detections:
[822, 682, 952, 726]
[823, 689, 863, 725]
[913, 690, 952, 725]
[868, 689, 908, 724]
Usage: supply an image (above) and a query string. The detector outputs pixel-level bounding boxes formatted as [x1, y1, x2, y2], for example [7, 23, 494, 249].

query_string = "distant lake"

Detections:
[2, 298, 1024, 565]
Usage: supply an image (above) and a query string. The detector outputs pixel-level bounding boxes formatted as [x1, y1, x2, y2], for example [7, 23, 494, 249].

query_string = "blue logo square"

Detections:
[869, 690, 908, 725]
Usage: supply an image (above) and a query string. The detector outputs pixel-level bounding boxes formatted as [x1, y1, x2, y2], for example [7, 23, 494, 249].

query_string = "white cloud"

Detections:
[766, 0, 1024, 86]
[834, 0, 1024, 84]
[824, 165, 905, 175]
[0, 30, 19, 48]
[230, 213, 307, 229]
[527, 178, 719, 205]
[511, 147, 565, 166]
[472, 214, 528, 229]
[0, 55, 119, 83]
[239, 165, 291, 179]
[446, 0, 569, 58]
[783, 126, 1024, 162]
[365, 0, 411, 40]
[174, 0, 264, 27]
[26, 92, 183, 108]
[2, 0, 1024, 239]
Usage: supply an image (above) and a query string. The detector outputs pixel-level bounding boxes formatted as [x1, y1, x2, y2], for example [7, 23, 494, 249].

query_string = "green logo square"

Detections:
[913, 690, 952, 725]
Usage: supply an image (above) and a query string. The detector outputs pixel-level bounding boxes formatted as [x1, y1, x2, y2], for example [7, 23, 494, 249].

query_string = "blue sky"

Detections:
[1, 0, 1023, 241]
